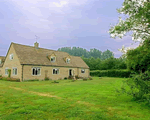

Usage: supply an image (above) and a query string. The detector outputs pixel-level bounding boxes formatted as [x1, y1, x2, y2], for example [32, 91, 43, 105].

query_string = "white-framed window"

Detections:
[66, 58, 70, 63]
[9, 54, 14, 60]
[53, 68, 59, 74]
[32, 67, 41, 76]
[51, 57, 55, 62]
[81, 69, 85, 73]
[13, 68, 17, 75]
[5, 68, 9, 75]
[0, 59, 1, 64]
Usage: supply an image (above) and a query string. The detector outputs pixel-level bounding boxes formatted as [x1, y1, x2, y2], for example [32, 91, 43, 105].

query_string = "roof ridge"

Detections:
[12, 42, 70, 54]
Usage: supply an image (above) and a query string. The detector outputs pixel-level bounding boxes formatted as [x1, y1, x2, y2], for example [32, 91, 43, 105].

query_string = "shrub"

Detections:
[90, 69, 131, 78]
[3, 77, 20, 82]
[0, 75, 2, 77]
[83, 78, 88, 81]
[64, 77, 67, 80]
[75, 75, 79, 79]
[118, 71, 150, 104]
[44, 77, 49, 81]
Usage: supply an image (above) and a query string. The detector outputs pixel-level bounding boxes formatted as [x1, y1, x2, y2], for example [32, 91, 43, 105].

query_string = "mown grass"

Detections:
[0, 77, 150, 120]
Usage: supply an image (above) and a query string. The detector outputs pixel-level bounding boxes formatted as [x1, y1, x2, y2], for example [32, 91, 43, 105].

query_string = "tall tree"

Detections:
[109, 0, 150, 42]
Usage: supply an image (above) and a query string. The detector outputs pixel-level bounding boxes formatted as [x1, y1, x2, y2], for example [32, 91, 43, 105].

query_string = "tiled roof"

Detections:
[12, 43, 89, 68]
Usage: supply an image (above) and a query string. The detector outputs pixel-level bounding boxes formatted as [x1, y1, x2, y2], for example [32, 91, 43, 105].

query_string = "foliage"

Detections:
[109, 0, 150, 42]
[82, 56, 127, 71]
[44, 77, 50, 81]
[119, 71, 150, 104]
[0, 75, 2, 77]
[126, 38, 150, 73]
[58, 47, 127, 71]
[8, 69, 11, 78]
[90, 69, 131, 78]
[64, 77, 67, 80]
[0, 77, 20, 82]
[58, 47, 114, 60]
[75, 75, 79, 79]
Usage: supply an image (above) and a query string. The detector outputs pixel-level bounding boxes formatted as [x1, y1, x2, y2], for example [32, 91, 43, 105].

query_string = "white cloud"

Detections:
[53, 1, 68, 7]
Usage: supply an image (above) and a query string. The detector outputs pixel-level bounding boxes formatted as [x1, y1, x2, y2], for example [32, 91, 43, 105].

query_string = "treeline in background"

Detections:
[58, 47, 127, 70]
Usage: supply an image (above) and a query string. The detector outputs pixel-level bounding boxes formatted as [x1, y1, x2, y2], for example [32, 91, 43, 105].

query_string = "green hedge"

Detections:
[90, 69, 131, 78]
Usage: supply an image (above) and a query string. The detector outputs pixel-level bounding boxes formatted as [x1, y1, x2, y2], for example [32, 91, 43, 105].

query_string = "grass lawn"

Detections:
[0, 77, 150, 120]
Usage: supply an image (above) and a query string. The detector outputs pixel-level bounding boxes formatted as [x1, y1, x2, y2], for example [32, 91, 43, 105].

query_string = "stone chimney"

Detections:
[34, 42, 39, 49]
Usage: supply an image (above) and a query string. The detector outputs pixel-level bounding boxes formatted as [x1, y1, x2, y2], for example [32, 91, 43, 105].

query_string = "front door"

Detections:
[69, 69, 72, 76]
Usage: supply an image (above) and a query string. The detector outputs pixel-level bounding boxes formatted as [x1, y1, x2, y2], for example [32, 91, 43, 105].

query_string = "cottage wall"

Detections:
[22, 65, 89, 80]
[2, 44, 22, 79]
[0, 67, 2, 76]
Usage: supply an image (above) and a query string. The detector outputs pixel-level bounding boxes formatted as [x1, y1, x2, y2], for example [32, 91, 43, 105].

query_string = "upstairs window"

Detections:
[13, 68, 17, 75]
[10, 54, 13, 60]
[0, 59, 1, 64]
[32, 67, 41, 75]
[53, 68, 59, 74]
[66, 58, 70, 63]
[81, 69, 85, 73]
[51, 57, 55, 62]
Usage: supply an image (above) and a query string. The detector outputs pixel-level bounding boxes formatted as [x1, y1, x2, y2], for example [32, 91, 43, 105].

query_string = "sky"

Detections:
[0, 0, 140, 58]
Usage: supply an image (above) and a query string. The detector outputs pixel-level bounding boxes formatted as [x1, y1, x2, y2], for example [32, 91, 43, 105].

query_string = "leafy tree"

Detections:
[126, 38, 150, 73]
[109, 0, 150, 43]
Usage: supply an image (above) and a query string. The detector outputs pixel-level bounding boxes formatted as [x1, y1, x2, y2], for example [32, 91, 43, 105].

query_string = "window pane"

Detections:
[35, 68, 37, 75]
[15, 69, 17, 75]
[57, 69, 59, 74]
[37, 68, 40, 75]
[33, 68, 35, 75]
[53, 69, 55, 74]
[5, 69, 8, 75]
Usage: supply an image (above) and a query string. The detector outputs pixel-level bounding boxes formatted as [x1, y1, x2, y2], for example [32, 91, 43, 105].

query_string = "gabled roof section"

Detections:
[12, 43, 89, 68]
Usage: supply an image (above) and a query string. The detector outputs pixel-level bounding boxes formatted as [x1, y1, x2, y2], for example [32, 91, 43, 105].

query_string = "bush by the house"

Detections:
[90, 69, 131, 78]
[64, 77, 67, 80]
[0, 75, 2, 77]
[44, 77, 50, 81]
[75, 75, 79, 79]
[0, 77, 20, 82]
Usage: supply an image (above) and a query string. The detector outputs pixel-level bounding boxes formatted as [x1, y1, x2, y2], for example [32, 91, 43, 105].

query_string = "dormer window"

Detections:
[10, 54, 13, 60]
[51, 57, 56, 62]
[66, 58, 70, 63]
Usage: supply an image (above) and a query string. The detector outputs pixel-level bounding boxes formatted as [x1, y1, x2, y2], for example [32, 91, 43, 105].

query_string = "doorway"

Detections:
[69, 69, 72, 76]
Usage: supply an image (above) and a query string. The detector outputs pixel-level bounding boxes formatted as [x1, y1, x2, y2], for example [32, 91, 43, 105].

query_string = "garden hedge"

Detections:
[90, 69, 131, 78]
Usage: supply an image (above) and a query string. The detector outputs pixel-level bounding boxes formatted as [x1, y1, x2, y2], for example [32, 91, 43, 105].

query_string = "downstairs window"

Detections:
[32, 67, 41, 75]
[53, 68, 59, 74]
